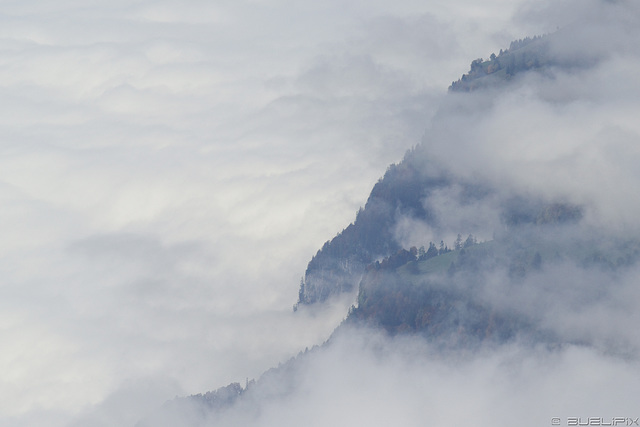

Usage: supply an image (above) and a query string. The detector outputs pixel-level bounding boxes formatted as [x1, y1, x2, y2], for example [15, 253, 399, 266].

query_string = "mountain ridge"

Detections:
[136, 27, 640, 425]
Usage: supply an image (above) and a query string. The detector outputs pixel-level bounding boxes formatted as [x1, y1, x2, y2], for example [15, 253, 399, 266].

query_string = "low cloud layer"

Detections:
[0, 0, 636, 426]
[141, 327, 640, 427]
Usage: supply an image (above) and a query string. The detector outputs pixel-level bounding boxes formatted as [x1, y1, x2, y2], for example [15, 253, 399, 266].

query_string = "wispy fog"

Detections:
[424, 1, 640, 233]
[1, 0, 637, 426]
[139, 326, 640, 427]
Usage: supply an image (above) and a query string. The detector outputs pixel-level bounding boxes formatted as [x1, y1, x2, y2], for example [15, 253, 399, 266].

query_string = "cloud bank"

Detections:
[139, 326, 640, 427]
[1, 0, 637, 426]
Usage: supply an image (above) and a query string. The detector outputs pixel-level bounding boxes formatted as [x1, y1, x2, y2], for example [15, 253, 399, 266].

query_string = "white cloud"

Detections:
[1, 0, 636, 426]
[140, 327, 640, 427]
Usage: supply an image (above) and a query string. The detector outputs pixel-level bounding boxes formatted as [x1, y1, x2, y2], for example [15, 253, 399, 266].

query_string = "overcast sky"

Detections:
[1, 0, 637, 426]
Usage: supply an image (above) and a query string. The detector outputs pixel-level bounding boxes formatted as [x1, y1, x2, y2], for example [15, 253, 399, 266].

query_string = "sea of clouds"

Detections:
[0, 0, 637, 426]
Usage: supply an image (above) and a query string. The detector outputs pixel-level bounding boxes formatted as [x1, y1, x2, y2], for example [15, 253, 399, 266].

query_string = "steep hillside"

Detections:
[347, 221, 640, 340]
[137, 24, 640, 425]
[449, 35, 551, 92]
[296, 148, 450, 306]
[295, 29, 600, 308]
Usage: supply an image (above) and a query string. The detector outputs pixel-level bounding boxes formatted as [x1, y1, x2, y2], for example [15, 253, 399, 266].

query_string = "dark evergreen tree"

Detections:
[425, 242, 438, 259]
[464, 234, 477, 248]
[454, 234, 463, 251]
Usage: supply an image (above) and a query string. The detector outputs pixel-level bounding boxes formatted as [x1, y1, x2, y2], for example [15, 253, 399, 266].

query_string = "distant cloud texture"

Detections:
[0, 0, 638, 426]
